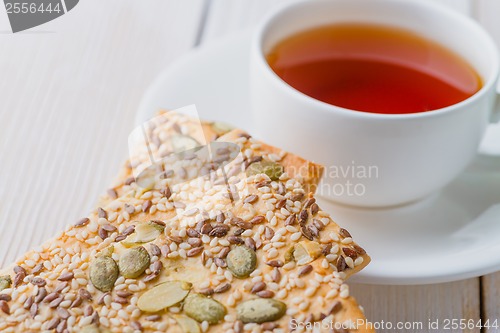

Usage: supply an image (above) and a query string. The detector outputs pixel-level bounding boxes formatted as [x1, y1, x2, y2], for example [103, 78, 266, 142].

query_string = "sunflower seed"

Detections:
[237, 298, 286, 323]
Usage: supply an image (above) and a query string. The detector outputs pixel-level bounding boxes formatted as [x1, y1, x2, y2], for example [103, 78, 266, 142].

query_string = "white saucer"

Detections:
[137, 30, 500, 285]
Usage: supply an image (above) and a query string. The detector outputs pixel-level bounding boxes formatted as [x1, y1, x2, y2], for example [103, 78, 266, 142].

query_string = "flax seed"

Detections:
[74, 218, 90, 227]
[298, 265, 313, 277]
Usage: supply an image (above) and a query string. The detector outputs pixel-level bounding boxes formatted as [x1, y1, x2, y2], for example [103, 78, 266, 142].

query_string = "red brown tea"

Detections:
[266, 24, 482, 114]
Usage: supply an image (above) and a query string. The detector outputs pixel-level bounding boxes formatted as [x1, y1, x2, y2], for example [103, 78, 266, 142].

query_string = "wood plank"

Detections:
[482, 274, 500, 333]
[0, 0, 207, 267]
[351, 280, 481, 333]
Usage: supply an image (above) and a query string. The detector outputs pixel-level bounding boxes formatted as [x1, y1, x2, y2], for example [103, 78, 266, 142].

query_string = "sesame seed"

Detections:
[341, 237, 353, 245]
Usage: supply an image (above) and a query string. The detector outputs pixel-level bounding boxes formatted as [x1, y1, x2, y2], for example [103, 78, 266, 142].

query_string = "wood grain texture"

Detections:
[352, 280, 481, 333]
[482, 274, 500, 333]
[0, 0, 206, 267]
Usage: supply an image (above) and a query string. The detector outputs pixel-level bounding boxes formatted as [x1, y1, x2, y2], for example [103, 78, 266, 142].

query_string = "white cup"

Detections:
[250, 0, 500, 207]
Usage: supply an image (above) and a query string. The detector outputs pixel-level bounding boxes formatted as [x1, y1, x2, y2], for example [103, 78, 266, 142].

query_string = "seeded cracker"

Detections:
[0, 111, 374, 332]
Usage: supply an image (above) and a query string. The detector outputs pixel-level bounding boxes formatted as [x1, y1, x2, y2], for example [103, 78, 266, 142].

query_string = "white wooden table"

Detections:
[0, 1, 499, 332]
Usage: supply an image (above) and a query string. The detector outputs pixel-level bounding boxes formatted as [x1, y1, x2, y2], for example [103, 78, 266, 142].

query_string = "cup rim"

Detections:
[253, 0, 500, 120]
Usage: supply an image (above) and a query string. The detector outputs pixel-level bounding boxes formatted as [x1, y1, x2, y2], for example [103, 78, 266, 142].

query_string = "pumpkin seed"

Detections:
[183, 294, 226, 324]
[173, 314, 201, 333]
[119, 246, 150, 279]
[135, 167, 156, 196]
[121, 221, 164, 247]
[89, 256, 118, 292]
[236, 298, 286, 323]
[171, 135, 200, 153]
[226, 246, 256, 278]
[293, 240, 321, 265]
[137, 280, 192, 312]
[246, 161, 283, 181]
[211, 122, 234, 135]
[0, 276, 11, 292]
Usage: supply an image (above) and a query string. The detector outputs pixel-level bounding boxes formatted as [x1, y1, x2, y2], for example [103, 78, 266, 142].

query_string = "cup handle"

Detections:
[492, 92, 500, 123]
[479, 92, 500, 157]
